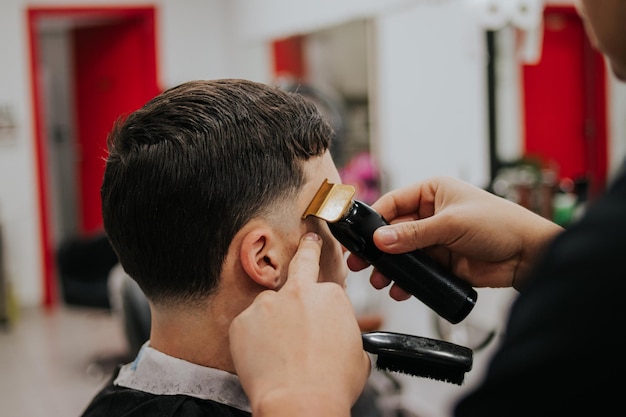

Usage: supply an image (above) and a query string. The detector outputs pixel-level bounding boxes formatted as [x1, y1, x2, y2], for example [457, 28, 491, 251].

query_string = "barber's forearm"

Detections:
[513, 211, 564, 290]
[252, 388, 352, 417]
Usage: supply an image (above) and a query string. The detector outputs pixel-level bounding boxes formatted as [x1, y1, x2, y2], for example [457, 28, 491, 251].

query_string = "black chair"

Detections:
[116, 268, 151, 357]
[56, 233, 119, 309]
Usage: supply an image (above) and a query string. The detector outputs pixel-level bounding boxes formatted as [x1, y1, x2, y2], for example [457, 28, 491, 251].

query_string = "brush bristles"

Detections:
[376, 354, 466, 385]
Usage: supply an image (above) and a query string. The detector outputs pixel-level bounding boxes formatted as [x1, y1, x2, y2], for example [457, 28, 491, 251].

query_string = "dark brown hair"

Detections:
[101, 79, 332, 306]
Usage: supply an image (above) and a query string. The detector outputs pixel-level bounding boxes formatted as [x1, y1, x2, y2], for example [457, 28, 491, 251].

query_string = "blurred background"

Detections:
[1, 0, 625, 416]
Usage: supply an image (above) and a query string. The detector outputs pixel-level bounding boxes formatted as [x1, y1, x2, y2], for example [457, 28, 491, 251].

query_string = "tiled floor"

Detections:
[0, 305, 131, 417]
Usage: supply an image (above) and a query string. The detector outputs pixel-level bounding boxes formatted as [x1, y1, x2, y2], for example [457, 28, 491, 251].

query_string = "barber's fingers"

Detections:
[347, 217, 449, 264]
[373, 215, 451, 254]
[371, 182, 437, 224]
[284, 232, 323, 287]
[369, 267, 412, 301]
[346, 252, 369, 272]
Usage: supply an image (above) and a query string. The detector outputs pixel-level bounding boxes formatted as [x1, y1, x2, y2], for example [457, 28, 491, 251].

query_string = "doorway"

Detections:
[28, 6, 160, 307]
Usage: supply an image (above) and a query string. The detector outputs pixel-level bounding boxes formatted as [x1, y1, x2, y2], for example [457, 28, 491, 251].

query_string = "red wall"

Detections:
[522, 6, 607, 199]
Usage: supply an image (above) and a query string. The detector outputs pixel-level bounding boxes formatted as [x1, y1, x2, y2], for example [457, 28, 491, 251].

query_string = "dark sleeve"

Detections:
[454, 168, 626, 416]
[80, 369, 251, 417]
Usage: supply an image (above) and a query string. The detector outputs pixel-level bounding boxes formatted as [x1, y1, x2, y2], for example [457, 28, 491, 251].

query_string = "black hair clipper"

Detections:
[303, 179, 477, 324]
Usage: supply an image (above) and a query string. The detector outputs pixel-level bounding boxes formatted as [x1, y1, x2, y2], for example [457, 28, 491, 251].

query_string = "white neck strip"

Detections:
[114, 342, 250, 413]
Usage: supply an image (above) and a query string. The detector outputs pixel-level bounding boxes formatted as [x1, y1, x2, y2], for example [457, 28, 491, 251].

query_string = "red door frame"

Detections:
[27, 6, 159, 308]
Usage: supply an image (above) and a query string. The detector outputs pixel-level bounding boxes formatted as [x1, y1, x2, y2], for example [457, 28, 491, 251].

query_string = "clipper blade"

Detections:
[302, 179, 356, 223]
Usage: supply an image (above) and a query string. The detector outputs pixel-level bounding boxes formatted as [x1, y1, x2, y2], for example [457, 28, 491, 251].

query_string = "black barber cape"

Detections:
[455, 162, 626, 416]
[80, 343, 251, 417]
[80, 368, 250, 417]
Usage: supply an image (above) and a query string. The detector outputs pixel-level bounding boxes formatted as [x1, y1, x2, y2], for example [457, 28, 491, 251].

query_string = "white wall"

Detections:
[159, 0, 272, 87]
[0, 0, 45, 308]
[233, 0, 419, 42]
[609, 76, 626, 178]
[374, 1, 490, 190]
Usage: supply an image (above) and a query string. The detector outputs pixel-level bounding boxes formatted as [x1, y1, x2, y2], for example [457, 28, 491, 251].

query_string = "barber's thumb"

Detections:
[284, 232, 323, 287]
[374, 219, 437, 254]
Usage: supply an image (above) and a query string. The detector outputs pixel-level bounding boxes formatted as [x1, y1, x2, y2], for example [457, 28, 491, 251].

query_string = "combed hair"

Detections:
[101, 79, 333, 306]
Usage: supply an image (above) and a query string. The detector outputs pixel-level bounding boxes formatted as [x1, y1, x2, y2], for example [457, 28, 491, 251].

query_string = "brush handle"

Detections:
[329, 200, 477, 324]
[362, 331, 473, 369]
[361, 331, 473, 385]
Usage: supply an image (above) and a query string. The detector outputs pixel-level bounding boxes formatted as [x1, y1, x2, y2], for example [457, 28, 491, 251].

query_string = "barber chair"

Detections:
[56, 233, 118, 309]
[109, 264, 151, 358]
[55, 233, 135, 379]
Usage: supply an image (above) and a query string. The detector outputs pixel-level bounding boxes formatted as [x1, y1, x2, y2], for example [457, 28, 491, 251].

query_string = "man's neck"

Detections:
[149, 302, 236, 373]
[147, 268, 263, 374]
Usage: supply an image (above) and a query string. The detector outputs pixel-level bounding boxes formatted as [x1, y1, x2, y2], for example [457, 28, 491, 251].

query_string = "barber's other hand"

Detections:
[230, 232, 370, 417]
[347, 176, 563, 296]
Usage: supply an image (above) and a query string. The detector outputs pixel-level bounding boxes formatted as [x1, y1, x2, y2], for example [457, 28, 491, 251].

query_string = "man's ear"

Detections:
[239, 227, 283, 290]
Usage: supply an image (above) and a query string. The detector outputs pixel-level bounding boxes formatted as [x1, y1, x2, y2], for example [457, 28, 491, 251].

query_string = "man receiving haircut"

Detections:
[80, 79, 352, 417]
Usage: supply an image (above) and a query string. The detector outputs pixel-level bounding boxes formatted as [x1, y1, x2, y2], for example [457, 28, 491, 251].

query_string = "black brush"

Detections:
[362, 331, 473, 385]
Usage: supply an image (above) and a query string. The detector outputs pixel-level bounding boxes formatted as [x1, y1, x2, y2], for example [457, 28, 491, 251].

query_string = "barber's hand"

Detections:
[347, 176, 563, 296]
[230, 232, 370, 417]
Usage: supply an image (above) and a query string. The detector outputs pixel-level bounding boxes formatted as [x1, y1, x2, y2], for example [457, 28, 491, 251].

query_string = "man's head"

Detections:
[101, 79, 348, 309]
[576, 0, 626, 81]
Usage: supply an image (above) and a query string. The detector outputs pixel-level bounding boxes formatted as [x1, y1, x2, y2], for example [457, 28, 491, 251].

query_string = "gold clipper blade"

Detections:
[302, 179, 356, 223]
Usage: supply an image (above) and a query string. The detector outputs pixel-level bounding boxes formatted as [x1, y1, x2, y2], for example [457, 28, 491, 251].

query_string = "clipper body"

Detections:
[304, 179, 477, 324]
[329, 200, 477, 324]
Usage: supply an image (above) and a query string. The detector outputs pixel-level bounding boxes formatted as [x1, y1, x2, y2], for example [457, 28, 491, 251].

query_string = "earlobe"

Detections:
[240, 228, 282, 290]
